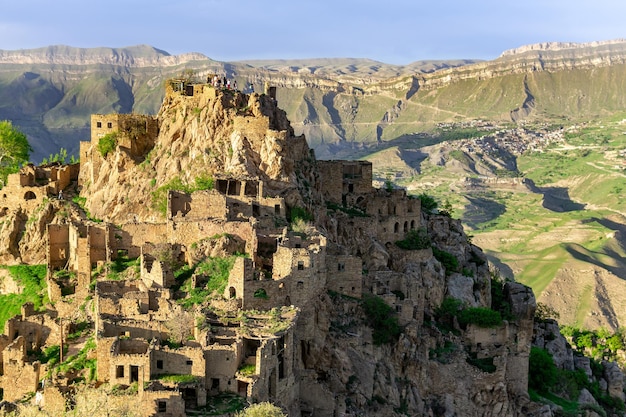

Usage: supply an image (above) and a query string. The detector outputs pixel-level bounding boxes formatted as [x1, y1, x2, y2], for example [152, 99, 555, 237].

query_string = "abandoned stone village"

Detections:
[0, 77, 613, 417]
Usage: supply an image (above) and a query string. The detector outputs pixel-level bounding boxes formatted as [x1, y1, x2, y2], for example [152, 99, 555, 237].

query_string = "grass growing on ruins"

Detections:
[0, 264, 48, 333]
[155, 374, 200, 384]
[151, 175, 215, 216]
[55, 337, 97, 381]
[237, 363, 256, 376]
[200, 393, 247, 416]
[106, 254, 140, 280]
[177, 255, 240, 308]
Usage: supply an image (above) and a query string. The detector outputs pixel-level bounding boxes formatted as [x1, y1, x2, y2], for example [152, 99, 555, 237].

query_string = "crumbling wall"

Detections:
[317, 160, 373, 204]
[47, 224, 69, 271]
[325, 255, 362, 299]
[2, 336, 40, 401]
[140, 390, 186, 417]
[168, 219, 256, 256]
[100, 319, 166, 341]
[108, 338, 150, 386]
[117, 223, 169, 258]
[150, 346, 206, 384]
[205, 344, 239, 394]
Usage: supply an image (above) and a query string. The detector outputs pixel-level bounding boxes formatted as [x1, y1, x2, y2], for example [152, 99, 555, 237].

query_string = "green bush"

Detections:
[416, 193, 438, 214]
[528, 347, 558, 393]
[253, 288, 268, 299]
[156, 374, 200, 384]
[466, 352, 496, 373]
[395, 228, 431, 250]
[236, 402, 286, 417]
[361, 294, 401, 345]
[432, 247, 459, 275]
[289, 206, 313, 222]
[490, 274, 514, 321]
[97, 132, 118, 157]
[458, 307, 502, 328]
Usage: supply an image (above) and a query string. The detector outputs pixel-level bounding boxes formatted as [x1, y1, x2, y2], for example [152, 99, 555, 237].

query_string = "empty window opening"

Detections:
[156, 360, 163, 369]
[338, 263, 345, 271]
[297, 261, 304, 271]
[348, 184, 354, 193]
[211, 378, 220, 389]
[274, 204, 281, 215]
[107, 122, 113, 128]
[186, 360, 193, 366]
[157, 401, 167, 412]
[96, 121, 102, 128]
[116, 365, 124, 378]
[130, 365, 139, 382]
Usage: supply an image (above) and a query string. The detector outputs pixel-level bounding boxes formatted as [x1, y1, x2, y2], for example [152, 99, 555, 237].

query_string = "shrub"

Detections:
[395, 228, 431, 250]
[97, 132, 118, 157]
[254, 288, 268, 299]
[432, 247, 459, 275]
[490, 274, 513, 321]
[416, 193, 438, 213]
[466, 352, 496, 373]
[236, 402, 286, 417]
[289, 206, 313, 223]
[361, 294, 401, 345]
[156, 374, 200, 384]
[458, 307, 502, 328]
[528, 347, 558, 393]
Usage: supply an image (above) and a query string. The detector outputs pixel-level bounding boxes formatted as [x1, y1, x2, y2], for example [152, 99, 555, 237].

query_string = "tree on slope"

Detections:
[0, 120, 32, 186]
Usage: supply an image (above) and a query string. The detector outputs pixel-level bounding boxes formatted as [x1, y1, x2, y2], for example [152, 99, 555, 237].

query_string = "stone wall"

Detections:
[91, 114, 158, 158]
[150, 346, 206, 385]
[317, 160, 373, 204]
[2, 337, 40, 401]
[168, 219, 256, 256]
[108, 338, 150, 386]
[140, 389, 186, 417]
[325, 255, 362, 299]
[204, 344, 240, 394]
[117, 223, 169, 258]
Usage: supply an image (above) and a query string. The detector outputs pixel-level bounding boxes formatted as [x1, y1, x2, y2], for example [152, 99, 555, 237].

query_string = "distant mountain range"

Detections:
[1, 39, 626, 161]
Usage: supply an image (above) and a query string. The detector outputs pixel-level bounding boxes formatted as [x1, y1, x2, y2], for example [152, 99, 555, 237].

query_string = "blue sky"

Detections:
[1, 0, 625, 65]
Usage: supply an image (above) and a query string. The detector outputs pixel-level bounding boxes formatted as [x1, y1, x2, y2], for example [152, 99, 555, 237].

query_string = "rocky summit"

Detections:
[0, 76, 623, 416]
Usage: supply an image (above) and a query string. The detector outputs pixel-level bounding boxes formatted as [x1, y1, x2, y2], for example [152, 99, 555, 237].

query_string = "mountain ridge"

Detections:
[2, 39, 626, 163]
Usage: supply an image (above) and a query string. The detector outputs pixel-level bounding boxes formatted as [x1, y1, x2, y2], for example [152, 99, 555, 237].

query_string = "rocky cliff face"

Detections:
[79, 86, 313, 223]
